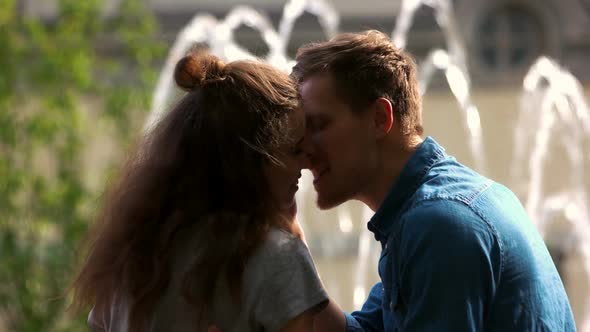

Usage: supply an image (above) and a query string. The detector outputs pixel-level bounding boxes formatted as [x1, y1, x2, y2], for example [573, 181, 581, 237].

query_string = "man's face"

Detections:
[299, 73, 377, 209]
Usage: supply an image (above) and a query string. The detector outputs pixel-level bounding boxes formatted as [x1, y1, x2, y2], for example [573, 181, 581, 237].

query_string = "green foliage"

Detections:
[0, 0, 164, 330]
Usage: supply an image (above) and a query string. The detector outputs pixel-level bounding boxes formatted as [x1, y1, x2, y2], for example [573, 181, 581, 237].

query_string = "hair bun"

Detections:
[174, 50, 227, 91]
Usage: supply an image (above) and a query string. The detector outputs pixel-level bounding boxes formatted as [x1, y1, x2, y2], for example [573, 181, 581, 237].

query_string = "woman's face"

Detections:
[264, 107, 308, 219]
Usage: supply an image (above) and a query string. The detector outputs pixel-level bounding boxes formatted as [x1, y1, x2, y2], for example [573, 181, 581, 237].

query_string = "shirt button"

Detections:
[390, 301, 395, 311]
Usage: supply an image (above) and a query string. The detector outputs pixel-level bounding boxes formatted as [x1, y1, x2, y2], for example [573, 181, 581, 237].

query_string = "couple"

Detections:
[70, 30, 575, 331]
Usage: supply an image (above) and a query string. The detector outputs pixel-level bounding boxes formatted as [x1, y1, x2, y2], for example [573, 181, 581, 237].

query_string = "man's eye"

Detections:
[309, 119, 327, 132]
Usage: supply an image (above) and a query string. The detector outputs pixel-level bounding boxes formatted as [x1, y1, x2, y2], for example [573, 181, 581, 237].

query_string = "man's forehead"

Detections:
[300, 101, 324, 118]
[297, 93, 314, 113]
[299, 82, 334, 114]
[300, 73, 335, 97]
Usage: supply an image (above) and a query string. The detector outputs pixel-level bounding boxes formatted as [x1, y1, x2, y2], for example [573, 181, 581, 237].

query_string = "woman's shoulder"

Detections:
[256, 227, 305, 257]
[267, 227, 299, 245]
[245, 227, 310, 274]
[241, 227, 328, 332]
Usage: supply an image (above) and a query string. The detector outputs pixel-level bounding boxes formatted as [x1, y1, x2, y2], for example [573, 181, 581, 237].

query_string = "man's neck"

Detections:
[360, 135, 423, 211]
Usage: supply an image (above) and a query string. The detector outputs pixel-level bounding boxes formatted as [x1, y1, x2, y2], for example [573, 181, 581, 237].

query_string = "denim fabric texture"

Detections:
[345, 137, 575, 332]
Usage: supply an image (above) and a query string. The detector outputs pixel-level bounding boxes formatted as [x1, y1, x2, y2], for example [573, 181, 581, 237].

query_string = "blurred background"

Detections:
[1, 0, 589, 331]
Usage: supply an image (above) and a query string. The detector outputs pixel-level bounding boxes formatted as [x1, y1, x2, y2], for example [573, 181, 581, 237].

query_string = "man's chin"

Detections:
[315, 192, 347, 210]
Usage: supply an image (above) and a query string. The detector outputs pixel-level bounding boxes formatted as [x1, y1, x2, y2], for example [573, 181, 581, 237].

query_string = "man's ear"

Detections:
[373, 97, 393, 138]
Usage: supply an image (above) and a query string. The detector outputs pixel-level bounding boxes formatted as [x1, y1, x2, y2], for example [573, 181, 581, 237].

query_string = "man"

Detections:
[291, 30, 576, 331]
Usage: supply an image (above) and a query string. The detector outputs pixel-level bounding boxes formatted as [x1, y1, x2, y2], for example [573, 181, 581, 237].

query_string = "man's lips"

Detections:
[291, 174, 302, 193]
[312, 168, 329, 184]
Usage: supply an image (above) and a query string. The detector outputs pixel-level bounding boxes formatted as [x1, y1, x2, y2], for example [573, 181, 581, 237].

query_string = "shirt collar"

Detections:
[367, 136, 447, 243]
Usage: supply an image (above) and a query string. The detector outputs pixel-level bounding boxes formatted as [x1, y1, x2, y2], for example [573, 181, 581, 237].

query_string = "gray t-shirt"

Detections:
[89, 227, 328, 332]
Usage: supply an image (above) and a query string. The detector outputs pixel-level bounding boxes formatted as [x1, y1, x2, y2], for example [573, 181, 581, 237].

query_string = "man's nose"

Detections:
[299, 153, 312, 170]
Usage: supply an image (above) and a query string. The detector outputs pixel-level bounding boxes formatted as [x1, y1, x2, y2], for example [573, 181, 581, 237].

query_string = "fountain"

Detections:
[513, 56, 590, 331]
[393, 0, 486, 173]
[146, 0, 590, 329]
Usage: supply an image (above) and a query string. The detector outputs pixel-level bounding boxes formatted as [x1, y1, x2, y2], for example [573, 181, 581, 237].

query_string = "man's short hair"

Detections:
[292, 30, 423, 136]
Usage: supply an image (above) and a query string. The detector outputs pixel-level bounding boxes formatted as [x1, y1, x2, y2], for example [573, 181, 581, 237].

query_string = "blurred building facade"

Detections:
[25, 0, 590, 85]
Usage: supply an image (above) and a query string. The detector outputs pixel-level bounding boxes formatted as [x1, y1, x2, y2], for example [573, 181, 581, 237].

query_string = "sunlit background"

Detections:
[1, 0, 589, 331]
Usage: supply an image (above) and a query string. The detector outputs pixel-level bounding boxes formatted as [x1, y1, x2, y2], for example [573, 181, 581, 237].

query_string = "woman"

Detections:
[70, 49, 328, 331]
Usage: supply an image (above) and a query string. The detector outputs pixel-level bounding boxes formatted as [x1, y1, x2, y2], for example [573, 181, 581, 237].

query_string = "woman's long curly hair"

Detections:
[69, 49, 299, 331]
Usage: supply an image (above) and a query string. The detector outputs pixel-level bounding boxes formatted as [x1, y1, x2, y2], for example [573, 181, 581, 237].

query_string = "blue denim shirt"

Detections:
[345, 137, 575, 332]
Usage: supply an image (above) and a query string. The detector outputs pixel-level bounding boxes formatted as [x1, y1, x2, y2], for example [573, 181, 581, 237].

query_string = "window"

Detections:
[477, 5, 546, 72]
